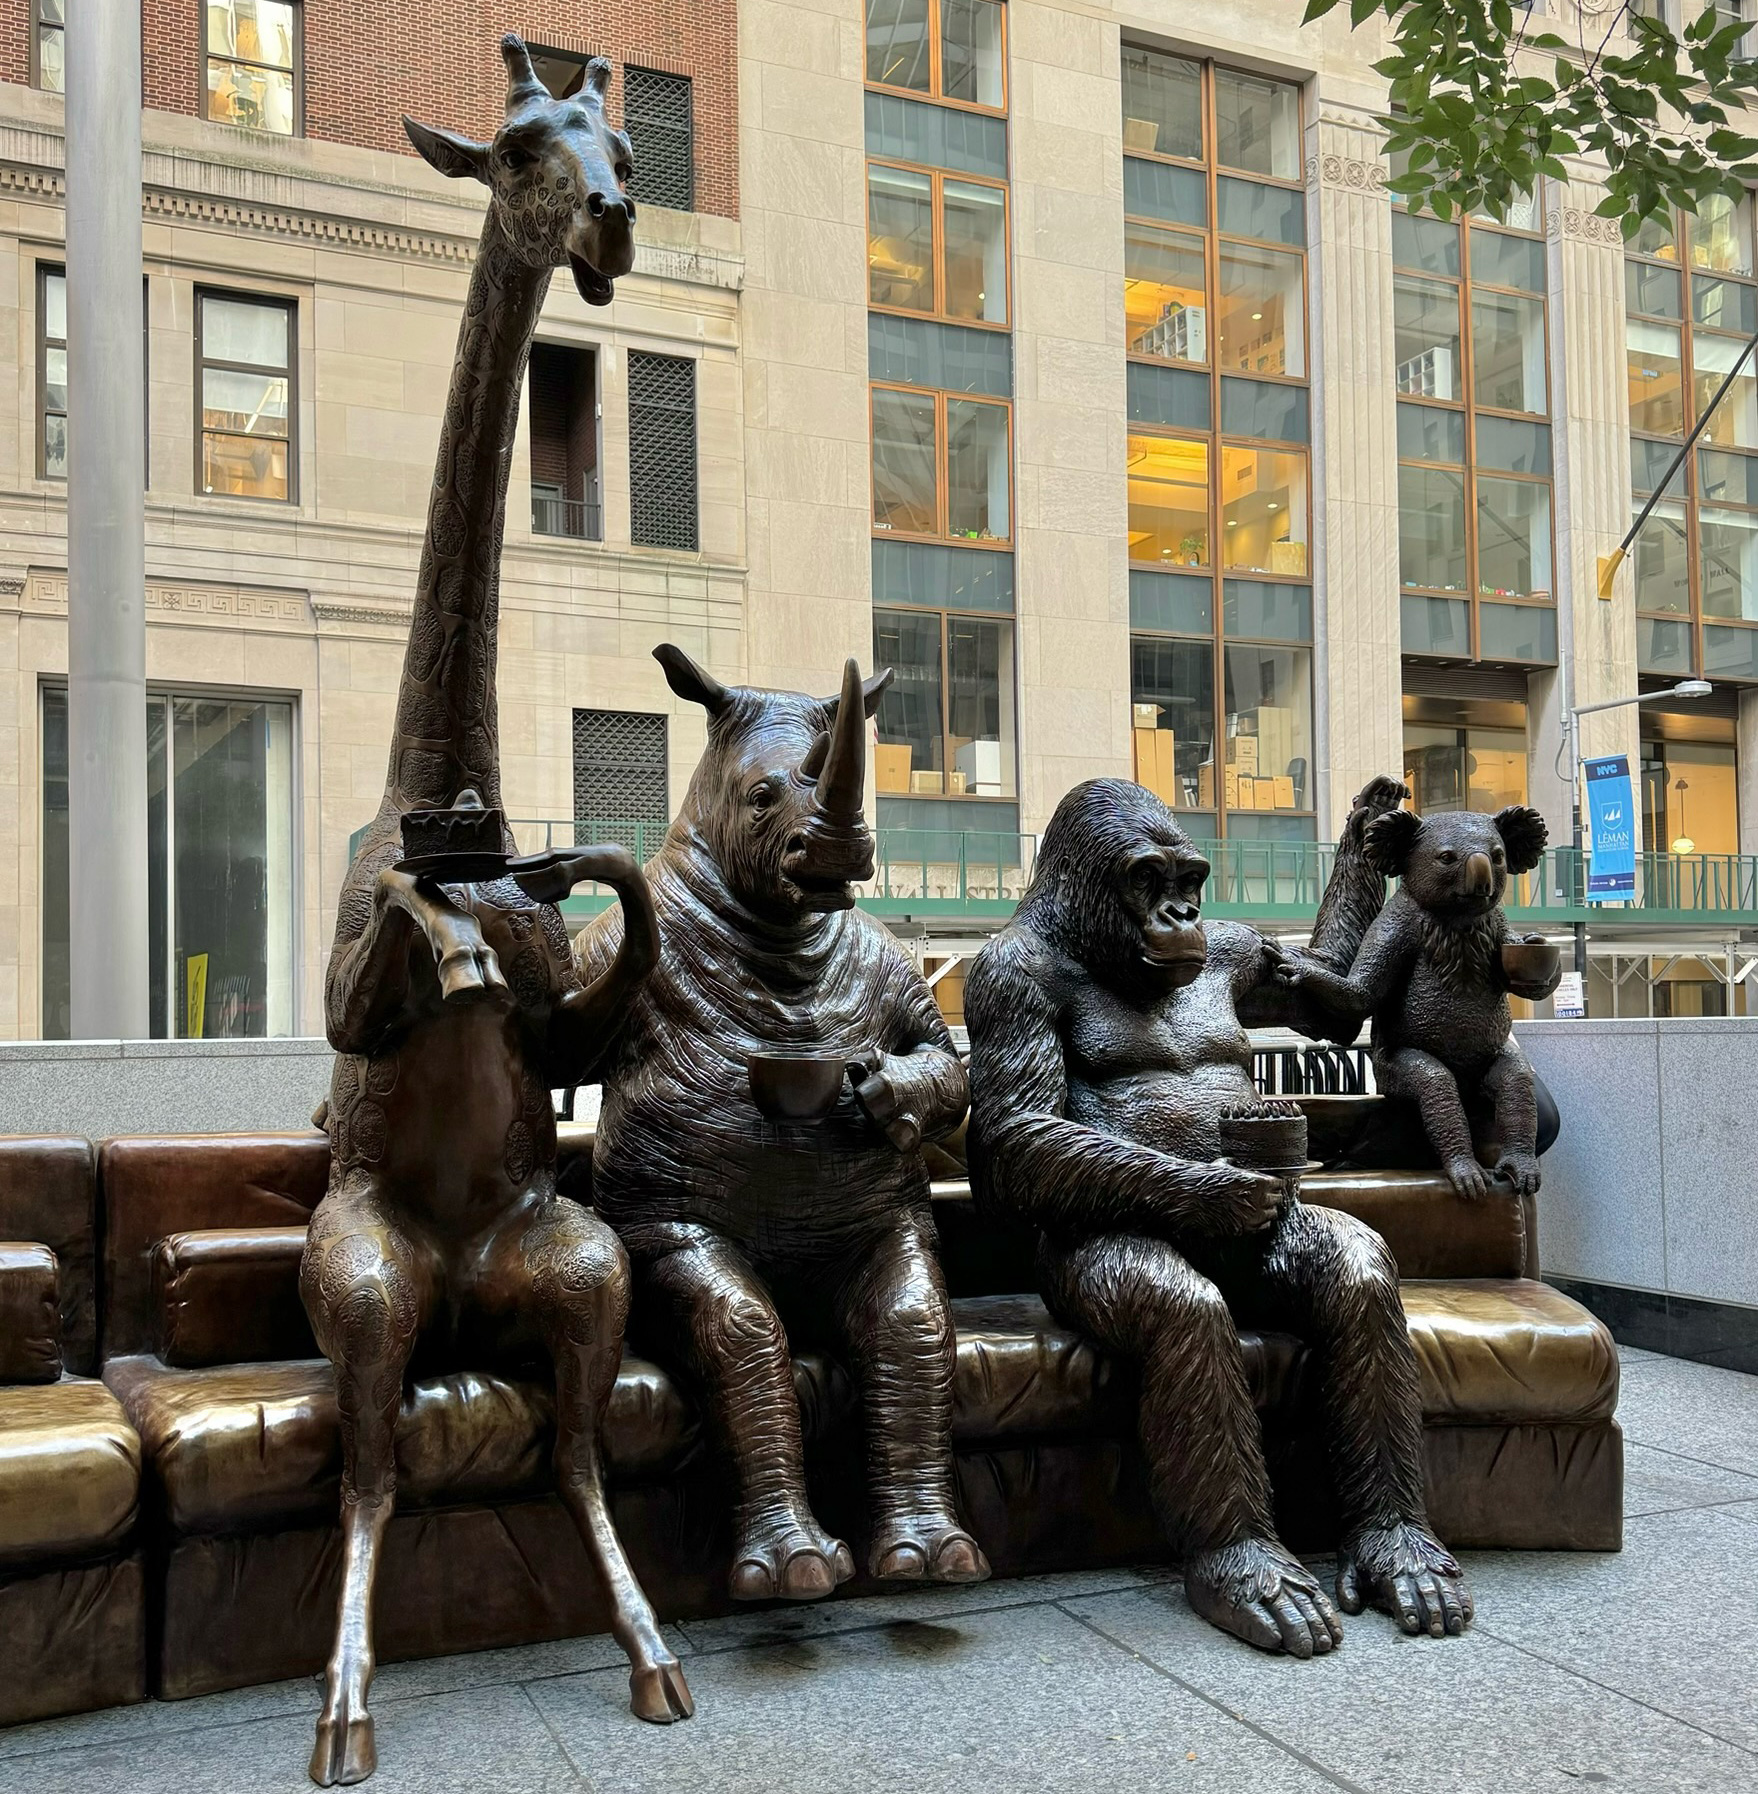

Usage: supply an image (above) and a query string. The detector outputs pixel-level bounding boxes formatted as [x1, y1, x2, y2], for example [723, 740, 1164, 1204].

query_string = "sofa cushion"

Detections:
[100, 1133, 330, 1358]
[154, 1228, 314, 1367]
[0, 1379, 140, 1568]
[1401, 1280, 1619, 1425]
[1303, 1172, 1527, 1281]
[0, 1138, 97, 1375]
[0, 1241, 62, 1382]
[108, 1282, 1611, 1540]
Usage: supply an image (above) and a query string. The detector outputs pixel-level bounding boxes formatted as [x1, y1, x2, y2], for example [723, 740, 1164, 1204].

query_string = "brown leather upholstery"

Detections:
[0, 1380, 140, 1568]
[0, 1137, 98, 1374]
[108, 1285, 1612, 1544]
[154, 1227, 313, 1367]
[1304, 1173, 1527, 1280]
[0, 1241, 62, 1382]
[99, 1133, 329, 1356]
[0, 1555, 147, 1725]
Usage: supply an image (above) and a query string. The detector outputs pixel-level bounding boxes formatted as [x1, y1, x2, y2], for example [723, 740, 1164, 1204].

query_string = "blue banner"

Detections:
[1584, 754, 1636, 902]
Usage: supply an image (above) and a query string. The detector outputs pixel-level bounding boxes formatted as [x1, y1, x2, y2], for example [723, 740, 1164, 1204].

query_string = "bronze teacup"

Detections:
[1501, 936, 1561, 990]
[747, 1052, 848, 1123]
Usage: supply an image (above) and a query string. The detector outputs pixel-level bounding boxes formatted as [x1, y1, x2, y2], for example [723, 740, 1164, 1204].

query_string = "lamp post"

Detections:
[1563, 678, 1712, 1000]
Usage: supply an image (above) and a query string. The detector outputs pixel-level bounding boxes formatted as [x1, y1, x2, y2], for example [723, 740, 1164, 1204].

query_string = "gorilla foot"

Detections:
[868, 1513, 991, 1586]
[309, 1690, 375, 1787]
[728, 1513, 854, 1602]
[1337, 1520, 1473, 1638]
[1184, 1536, 1342, 1659]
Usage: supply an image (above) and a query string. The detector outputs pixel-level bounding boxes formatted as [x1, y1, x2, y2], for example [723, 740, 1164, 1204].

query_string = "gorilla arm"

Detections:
[1270, 893, 1420, 1028]
[966, 929, 1282, 1238]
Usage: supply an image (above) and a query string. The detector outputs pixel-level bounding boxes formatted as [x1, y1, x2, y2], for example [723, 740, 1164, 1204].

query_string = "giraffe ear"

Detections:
[403, 118, 491, 183]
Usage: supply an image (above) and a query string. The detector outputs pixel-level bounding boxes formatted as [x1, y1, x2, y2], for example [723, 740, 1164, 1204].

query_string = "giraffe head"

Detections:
[403, 34, 636, 306]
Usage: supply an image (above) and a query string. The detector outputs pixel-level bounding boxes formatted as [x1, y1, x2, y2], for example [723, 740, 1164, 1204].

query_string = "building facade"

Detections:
[0, 0, 1754, 1042]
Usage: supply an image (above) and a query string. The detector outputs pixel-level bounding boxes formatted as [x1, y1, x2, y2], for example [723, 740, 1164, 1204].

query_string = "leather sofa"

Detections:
[88, 1108, 1621, 1702]
[0, 1139, 146, 1726]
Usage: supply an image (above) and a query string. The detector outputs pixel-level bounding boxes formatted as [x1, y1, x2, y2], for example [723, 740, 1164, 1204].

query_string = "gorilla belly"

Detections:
[1065, 1058, 1260, 1161]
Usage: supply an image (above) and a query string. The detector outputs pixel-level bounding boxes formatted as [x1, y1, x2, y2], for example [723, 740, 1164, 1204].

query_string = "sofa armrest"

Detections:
[153, 1227, 314, 1367]
[0, 1242, 63, 1383]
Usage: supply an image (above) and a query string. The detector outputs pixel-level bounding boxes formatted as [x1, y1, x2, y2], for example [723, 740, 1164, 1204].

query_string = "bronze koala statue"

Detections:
[1279, 805, 1559, 1199]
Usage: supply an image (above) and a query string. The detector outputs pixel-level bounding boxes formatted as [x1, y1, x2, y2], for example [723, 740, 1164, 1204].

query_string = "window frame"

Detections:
[1394, 198, 1558, 664]
[31, 0, 64, 93]
[194, 286, 298, 506]
[867, 156, 1012, 331]
[623, 65, 695, 212]
[872, 600, 1020, 807]
[627, 347, 700, 553]
[864, 0, 1009, 117]
[870, 380, 1013, 547]
[201, 0, 304, 138]
[1627, 201, 1758, 679]
[1121, 53, 1315, 838]
[36, 262, 66, 483]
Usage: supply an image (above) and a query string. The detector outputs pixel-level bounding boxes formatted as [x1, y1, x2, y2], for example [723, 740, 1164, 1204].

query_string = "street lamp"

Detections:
[1562, 678, 1712, 995]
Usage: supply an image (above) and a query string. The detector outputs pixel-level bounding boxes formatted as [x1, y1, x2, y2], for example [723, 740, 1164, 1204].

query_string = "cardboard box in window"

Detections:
[1198, 762, 1215, 808]
[947, 770, 969, 795]
[954, 738, 1003, 797]
[1231, 734, 1259, 774]
[1132, 729, 1177, 806]
[1257, 705, 1295, 780]
[909, 770, 944, 796]
[1270, 539, 1308, 577]
[1133, 702, 1161, 730]
[875, 743, 913, 795]
[1123, 116, 1160, 153]
[1224, 768, 1239, 809]
[1272, 775, 1296, 809]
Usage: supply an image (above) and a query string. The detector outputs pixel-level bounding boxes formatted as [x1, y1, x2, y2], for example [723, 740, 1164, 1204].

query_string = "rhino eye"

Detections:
[749, 784, 774, 812]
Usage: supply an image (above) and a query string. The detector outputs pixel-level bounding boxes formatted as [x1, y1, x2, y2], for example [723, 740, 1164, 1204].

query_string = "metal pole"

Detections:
[1568, 709, 1586, 988]
[65, 2, 148, 1038]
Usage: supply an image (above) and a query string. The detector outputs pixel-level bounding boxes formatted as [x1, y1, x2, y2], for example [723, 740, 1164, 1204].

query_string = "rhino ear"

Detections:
[1363, 807, 1421, 878]
[1494, 805, 1548, 874]
[654, 643, 731, 716]
[821, 667, 894, 720]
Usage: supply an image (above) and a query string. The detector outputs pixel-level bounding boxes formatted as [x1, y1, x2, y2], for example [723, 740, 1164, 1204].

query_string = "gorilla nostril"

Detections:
[586, 190, 607, 219]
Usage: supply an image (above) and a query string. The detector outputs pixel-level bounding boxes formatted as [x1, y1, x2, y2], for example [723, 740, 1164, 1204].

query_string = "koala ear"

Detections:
[1363, 807, 1421, 878]
[1494, 805, 1549, 874]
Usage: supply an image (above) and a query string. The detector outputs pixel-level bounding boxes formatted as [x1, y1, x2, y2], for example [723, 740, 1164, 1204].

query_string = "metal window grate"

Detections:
[628, 351, 699, 551]
[624, 67, 693, 211]
[573, 708, 668, 835]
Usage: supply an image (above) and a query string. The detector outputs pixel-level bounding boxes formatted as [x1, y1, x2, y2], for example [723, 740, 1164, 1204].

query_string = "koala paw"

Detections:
[1495, 1151, 1542, 1198]
[1443, 1154, 1491, 1201]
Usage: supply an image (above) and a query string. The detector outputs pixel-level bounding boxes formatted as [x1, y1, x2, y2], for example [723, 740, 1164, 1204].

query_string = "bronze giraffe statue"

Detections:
[300, 37, 690, 1787]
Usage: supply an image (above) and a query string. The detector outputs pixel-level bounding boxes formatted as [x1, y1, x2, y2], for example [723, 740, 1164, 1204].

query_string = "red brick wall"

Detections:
[7, 3, 739, 219]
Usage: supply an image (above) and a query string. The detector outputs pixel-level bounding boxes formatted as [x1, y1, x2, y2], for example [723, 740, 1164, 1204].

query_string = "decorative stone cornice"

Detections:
[1547, 204, 1624, 247]
[312, 602, 412, 626]
[23, 570, 311, 628]
[1307, 153, 1387, 195]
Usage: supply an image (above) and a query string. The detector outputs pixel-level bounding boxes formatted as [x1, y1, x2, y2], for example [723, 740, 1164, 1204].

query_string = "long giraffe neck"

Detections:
[382, 221, 552, 821]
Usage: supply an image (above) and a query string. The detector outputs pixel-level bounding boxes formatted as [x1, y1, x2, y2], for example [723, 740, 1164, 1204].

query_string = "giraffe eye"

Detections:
[500, 144, 535, 173]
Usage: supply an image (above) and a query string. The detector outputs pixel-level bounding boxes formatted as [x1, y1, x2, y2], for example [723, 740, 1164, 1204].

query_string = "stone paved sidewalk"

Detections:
[5, 1344, 1756, 1793]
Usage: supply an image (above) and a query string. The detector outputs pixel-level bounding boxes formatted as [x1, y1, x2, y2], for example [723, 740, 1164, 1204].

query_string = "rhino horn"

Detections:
[813, 658, 867, 823]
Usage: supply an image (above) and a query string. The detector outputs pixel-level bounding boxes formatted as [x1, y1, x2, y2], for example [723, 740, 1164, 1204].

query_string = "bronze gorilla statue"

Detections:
[964, 776, 1472, 1657]
[1277, 804, 1559, 1199]
[574, 646, 988, 1603]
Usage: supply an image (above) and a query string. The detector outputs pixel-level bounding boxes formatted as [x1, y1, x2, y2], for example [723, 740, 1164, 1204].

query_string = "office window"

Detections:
[204, 1, 299, 135]
[38, 267, 66, 479]
[41, 686, 295, 1040]
[869, 162, 1008, 325]
[1641, 729, 1739, 855]
[874, 607, 1016, 799]
[872, 385, 1010, 543]
[197, 290, 293, 501]
[1122, 51, 1313, 837]
[1395, 188, 1555, 665]
[1403, 720, 1529, 815]
[865, 0, 1005, 110]
[34, 0, 64, 92]
[529, 343, 601, 540]
[625, 67, 693, 211]
[628, 350, 699, 551]
[1627, 201, 1758, 680]
[573, 709, 667, 844]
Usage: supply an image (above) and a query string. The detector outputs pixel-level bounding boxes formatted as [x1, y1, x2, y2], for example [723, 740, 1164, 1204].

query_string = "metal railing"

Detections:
[530, 494, 603, 541]
[348, 818, 1758, 926]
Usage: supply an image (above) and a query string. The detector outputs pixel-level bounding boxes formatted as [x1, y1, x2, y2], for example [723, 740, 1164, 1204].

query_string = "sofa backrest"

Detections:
[0, 1136, 98, 1374]
[99, 1133, 329, 1357]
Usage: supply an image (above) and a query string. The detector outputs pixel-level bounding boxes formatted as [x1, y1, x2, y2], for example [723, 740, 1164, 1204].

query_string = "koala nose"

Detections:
[1464, 852, 1493, 896]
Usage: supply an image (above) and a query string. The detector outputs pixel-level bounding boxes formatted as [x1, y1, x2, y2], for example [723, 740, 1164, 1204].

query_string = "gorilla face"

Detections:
[1117, 840, 1211, 989]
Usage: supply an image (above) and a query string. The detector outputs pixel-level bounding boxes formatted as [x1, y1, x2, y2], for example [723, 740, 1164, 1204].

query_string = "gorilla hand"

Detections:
[1189, 1161, 1285, 1237]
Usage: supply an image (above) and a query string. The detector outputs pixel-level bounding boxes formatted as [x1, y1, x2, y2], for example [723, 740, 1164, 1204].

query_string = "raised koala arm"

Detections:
[966, 931, 1282, 1238]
